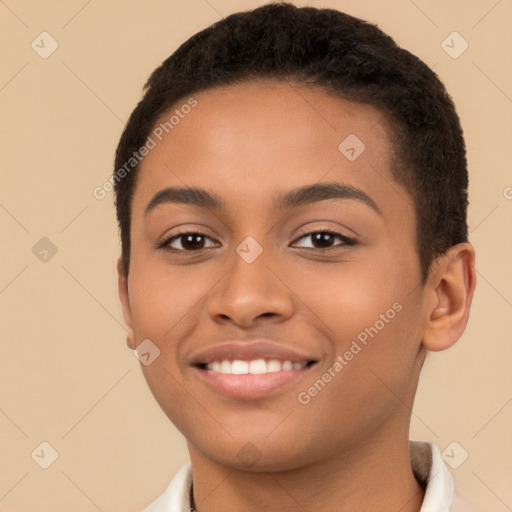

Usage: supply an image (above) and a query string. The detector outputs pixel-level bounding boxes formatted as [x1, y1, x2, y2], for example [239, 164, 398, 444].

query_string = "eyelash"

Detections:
[158, 229, 356, 253]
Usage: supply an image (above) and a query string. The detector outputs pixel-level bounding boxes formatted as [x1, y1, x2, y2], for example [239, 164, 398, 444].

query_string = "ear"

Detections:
[422, 243, 476, 352]
[117, 258, 136, 349]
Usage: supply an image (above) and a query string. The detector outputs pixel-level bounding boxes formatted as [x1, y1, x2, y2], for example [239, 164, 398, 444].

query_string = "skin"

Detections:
[118, 81, 476, 512]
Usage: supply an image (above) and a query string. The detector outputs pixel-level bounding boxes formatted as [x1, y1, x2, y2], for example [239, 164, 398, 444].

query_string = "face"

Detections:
[120, 81, 433, 471]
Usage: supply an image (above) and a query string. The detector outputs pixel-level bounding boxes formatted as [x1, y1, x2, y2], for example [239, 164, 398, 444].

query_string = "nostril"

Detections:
[260, 312, 276, 318]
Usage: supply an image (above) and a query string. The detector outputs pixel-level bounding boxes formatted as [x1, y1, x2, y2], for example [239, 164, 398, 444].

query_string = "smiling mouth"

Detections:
[192, 358, 318, 400]
[195, 358, 317, 374]
[189, 340, 320, 399]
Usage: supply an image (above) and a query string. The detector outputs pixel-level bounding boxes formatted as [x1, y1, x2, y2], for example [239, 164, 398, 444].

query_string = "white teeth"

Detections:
[220, 360, 232, 374]
[267, 359, 282, 373]
[282, 360, 293, 371]
[249, 359, 267, 374]
[206, 359, 306, 374]
[231, 360, 249, 375]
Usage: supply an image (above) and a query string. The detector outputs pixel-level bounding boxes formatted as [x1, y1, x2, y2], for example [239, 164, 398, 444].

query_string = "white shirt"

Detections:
[143, 441, 479, 512]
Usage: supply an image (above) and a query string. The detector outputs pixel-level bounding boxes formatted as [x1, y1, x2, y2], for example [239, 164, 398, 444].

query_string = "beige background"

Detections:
[1, 0, 511, 510]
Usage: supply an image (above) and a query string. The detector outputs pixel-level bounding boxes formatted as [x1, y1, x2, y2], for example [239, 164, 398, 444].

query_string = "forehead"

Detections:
[132, 80, 410, 218]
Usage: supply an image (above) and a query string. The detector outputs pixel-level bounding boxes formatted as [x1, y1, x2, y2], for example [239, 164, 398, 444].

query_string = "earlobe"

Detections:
[117, 258, 136, 349]
[422, 243, 476, 352]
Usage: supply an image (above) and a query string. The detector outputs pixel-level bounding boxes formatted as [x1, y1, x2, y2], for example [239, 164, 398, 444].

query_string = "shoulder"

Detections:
[410, 440, 481, 512]
[142, 463, 193, 512]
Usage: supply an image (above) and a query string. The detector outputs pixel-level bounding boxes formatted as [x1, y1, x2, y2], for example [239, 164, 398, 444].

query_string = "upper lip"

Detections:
[189, 340, 319, 366]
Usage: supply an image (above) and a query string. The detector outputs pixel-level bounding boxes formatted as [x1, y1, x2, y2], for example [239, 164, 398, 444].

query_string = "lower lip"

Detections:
[192, 365, 316, 400]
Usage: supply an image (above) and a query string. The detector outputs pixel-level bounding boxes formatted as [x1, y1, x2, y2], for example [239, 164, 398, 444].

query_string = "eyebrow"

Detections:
[144, 182, 381, 216]
[145, 187, 225, 215]
[274, 181, 381, 215]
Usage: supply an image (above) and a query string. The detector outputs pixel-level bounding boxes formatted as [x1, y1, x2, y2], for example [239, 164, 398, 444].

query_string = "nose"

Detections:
[207, 248, 295, 329]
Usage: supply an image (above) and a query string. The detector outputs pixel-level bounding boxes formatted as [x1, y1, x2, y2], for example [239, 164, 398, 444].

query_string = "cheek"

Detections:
[288, 298, 423, 457]
[285, 255, 407, 338]
[127, 258, 208, 341]
[284, 257, 423, 416]
[126, 262, 206, 434]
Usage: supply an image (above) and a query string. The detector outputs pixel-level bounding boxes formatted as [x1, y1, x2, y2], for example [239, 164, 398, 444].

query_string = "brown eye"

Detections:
[292, 230, 356, 250]
[161, 231, 218, 252]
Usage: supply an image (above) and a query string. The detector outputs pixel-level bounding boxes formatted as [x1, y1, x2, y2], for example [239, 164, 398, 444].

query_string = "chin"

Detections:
[187, 432, 327, 473]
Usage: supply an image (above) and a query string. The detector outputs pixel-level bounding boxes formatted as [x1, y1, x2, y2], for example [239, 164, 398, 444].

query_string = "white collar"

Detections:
[144, 441, 473, 512]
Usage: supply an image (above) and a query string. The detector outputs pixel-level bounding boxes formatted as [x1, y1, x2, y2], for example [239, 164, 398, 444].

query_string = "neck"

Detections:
[187, 430, 424, 512]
